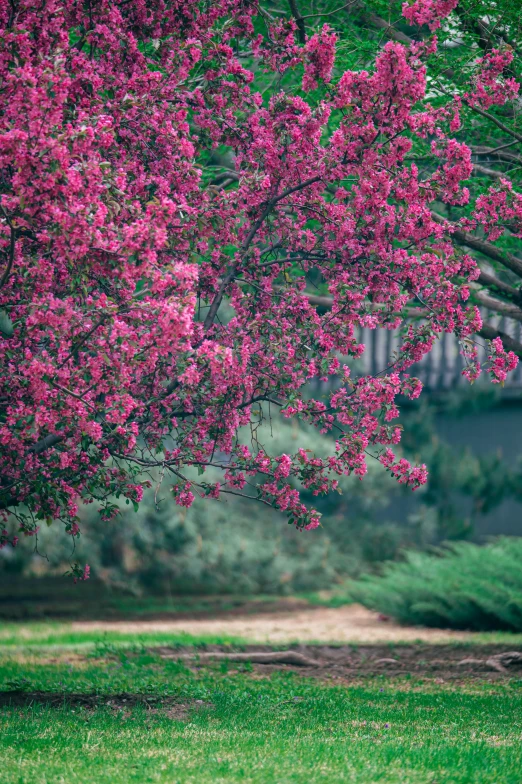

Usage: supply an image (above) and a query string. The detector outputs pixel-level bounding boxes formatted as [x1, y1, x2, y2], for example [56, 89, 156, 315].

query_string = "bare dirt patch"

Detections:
[0, 690, 211, 718]
[7, 652, 95, 667]
[152, 642, 522, 681]
[72, 603, 474, 644]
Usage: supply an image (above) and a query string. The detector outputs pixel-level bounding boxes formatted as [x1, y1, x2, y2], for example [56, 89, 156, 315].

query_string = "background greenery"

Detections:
[3, 392, 522, 600]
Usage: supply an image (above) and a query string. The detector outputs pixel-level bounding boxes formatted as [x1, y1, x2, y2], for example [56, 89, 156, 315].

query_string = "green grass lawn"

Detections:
[0, 622, 247, 649]
[1, 639, 522, 784]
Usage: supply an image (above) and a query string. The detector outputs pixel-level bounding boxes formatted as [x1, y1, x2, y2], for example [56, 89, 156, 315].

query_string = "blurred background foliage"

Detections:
[4, 390, 522, 597]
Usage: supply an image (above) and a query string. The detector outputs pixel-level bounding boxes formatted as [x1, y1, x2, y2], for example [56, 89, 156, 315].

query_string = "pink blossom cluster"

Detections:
[302, 25, 337, 91]
[172, 483, 196, 509]
[466, 49, 520, 111]
[0, 529, 18, 549]
[487, 338, 519, 385]
[402, 0, 459, 31]
[469, 182, 522, 241]
[379, 449, 428, 489]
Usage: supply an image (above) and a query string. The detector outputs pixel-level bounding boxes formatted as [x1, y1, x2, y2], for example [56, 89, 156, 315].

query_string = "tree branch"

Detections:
[477, 271, 522, 303]
[473, 290, 522, 324]
[301, 1, 359, 21]
[431, 212, 522, 279]
[30, 433, 64, 455]
[465, 103, 522, 144]
[473, 163, 508, 179]
[472, 144, 522, 166]
[360, 10, 414, 46]
[287, 0, 306, 43]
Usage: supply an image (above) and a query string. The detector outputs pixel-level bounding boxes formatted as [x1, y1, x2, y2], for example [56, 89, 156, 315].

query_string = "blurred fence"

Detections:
[310, 308, 522, 395]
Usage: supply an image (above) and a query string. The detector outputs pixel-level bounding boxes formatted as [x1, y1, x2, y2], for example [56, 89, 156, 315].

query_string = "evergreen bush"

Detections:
[351, 538, 522, 631]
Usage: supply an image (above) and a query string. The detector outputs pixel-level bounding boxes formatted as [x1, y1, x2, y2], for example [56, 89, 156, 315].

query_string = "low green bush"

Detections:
[350, 538, 522, 631]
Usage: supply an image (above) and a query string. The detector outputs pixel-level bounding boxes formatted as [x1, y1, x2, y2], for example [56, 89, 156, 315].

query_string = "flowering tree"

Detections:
[0, 0, 519, 567]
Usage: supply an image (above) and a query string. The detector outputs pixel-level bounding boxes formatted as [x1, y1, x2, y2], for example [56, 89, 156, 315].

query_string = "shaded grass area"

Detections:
[0, 574, 357, 623]
[1, 644, 522, 783]
[0, 575, 302, 620]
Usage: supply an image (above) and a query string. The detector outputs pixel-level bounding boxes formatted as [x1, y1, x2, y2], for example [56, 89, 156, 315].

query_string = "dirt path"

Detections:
[72, 603, 473, 644]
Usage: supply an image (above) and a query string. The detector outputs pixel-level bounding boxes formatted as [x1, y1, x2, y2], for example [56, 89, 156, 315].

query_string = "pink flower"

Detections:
[402, 0, 458, 31]
[303, 25, 337, 91]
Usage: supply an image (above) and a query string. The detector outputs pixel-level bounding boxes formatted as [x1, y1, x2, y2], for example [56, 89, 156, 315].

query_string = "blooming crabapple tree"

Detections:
[0, 0, 519, 573]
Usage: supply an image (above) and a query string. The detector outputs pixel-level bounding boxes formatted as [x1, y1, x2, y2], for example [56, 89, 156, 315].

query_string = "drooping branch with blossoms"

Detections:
[0, 0, 519, 559]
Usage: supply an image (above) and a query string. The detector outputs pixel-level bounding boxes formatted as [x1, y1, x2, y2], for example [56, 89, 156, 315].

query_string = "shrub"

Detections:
[351, 538, 522, 631]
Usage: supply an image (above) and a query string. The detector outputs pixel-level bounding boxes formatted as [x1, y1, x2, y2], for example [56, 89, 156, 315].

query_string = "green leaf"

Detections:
[0, 310, 14, 338]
